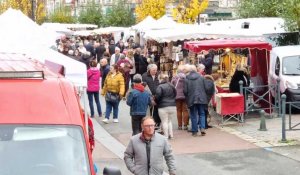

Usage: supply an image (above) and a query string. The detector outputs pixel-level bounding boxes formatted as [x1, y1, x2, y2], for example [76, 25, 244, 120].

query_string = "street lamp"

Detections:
[31, 0, 36, 21]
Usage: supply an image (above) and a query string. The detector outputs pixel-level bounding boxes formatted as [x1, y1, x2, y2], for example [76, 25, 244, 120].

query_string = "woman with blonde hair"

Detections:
[155, 74, 177, 139]
[101, 64, 125, 123]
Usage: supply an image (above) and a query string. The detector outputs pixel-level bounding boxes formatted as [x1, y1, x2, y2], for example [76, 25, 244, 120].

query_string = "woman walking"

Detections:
[156, 74, 177, 139]
[171, 65, 189, 130]
[101, 65, 125, 123]
[87, 60, 102, 118]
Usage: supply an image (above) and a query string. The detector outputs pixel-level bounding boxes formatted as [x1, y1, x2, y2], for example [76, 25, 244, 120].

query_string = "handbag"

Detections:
[105, 92, 119, 103]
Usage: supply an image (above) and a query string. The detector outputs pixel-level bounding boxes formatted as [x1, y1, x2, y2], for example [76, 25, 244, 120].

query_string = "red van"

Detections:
[0, 53, 95, 175]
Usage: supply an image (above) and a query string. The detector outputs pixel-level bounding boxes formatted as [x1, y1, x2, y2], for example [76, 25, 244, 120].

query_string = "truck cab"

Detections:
[269, 46, 300, 102]
[0, 53, 95, 175]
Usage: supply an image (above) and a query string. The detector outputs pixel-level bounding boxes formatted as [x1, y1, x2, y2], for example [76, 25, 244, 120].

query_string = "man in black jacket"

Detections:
[142, 64, 160, 127]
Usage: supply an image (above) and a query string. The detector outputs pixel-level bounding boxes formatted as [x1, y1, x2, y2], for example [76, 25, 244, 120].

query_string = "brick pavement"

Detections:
[211, 111, 300, 148]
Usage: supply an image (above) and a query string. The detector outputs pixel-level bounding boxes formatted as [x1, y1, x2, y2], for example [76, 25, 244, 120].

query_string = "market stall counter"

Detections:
[215, 93, 244, 124]
[184, 39, 274, 115]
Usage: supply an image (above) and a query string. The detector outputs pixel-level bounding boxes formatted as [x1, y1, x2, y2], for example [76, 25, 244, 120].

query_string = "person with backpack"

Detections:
[171, 65, 189, 130]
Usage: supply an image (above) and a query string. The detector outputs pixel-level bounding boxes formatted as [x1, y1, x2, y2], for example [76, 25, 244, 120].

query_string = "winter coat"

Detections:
[87, 67, 101, 92]
[110, 53, 123, 65]
[135, 53, 148, 75]
[229, 70, 250, 93]
[200, 55, 213, 75]
[155, 81, 176, 108]
[101, 72, 125, 97]
[142, 72, 160, 95]
[126, 84, 151, 116]
[183, 70, 208, 107]
[171, 72, 186, 100]
[124, 132, 176, 175]
[100, 64, 110, 88]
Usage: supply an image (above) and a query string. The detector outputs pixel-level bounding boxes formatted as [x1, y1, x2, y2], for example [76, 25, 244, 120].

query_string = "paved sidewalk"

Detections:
[211, 111, 300, 148]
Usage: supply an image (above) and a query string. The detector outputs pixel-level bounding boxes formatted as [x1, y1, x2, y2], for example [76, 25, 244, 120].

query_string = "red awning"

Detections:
[184, 39, 272, 53]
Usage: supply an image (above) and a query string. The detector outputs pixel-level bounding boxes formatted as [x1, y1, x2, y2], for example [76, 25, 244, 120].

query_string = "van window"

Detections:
[0, 125, 91, 175]
[275, 57, 280, 76]
[282, 56, 300, 75]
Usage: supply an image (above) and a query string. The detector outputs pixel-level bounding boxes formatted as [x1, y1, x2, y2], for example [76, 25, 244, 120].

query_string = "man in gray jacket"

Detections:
[124, 116, 176, 175]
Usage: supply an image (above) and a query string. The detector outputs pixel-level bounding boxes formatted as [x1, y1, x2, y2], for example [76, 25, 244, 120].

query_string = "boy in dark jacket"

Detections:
[126, 75, 151, 135]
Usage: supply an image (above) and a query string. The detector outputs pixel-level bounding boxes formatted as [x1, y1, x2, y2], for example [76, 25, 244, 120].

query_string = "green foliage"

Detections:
[48, 6, 76, 23]
[78, 0, 103, 27]
[279, 0, 300, 31]
[236, 0, 281, 18]
[104, 0, 135, 27]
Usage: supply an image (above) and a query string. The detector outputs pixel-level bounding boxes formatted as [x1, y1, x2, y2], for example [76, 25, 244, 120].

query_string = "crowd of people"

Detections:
[69, 35, 252, 175]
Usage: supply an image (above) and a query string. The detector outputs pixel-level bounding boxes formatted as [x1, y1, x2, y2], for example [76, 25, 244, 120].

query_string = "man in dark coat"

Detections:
[95, 41, 106, 62]
[100, 58, 110, 88]
[183, 65, 208, 136]
[200, 51, 214, 75]
[142, 64, 160, 127]
[134, 48, 148, 75]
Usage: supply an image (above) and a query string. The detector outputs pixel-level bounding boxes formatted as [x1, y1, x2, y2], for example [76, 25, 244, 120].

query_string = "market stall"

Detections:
[184, 39, 273, 117]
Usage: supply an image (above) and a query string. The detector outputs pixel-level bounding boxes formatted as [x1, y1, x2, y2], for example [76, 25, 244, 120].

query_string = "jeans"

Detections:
[189, 104, 206, 132]
[87, 91, 102, 117]
[105, 100, 120, 119]
[131, 115, 145, 136]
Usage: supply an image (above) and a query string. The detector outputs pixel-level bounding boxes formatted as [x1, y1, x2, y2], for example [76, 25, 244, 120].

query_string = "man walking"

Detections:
[124, 116, 176, 175]
[126, 75, 151, 135]
[183, 65, 208, 136]
[142, 64, 160, 128]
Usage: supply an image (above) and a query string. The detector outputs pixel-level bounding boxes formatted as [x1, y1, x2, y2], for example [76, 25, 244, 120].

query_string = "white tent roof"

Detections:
[93, 27, 127, 34]
[143, 17, 287, 42]
[155, 15, 177, 29]
[41, 23, 74, 36]
[0, 9, 87, 87]
[132, 16, 158, 31]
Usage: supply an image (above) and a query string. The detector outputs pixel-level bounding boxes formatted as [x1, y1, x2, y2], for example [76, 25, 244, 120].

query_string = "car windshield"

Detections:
[282, 56, 300, 75]
[0, 125, 91, 175]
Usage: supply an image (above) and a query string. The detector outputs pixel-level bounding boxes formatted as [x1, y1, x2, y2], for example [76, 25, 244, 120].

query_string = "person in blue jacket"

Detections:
[126, 74, 151, 135]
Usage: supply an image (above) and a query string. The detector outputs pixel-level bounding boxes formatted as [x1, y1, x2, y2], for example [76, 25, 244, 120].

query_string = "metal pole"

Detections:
[281, 94, 287, 142]
[276, 78, 281, 117]
[31, 0, 35, 21]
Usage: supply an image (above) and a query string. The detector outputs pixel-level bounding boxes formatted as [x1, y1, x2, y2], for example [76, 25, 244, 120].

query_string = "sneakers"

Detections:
[192, 132, 197, 137]
[113, 119, 119, 123]
[183, 126, 188, 130]
[178, 126, 182, 130]
[200, 129, 206, 136]
[102, 118, 109, 123]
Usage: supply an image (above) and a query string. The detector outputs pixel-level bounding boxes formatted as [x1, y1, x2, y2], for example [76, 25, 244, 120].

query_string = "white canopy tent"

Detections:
[142, 17, 287, 43]
[41, 23, 75, 36]
[131, 16, 158, 32]
[0, 8, 87, 87]
[155, 15, 177, 29]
